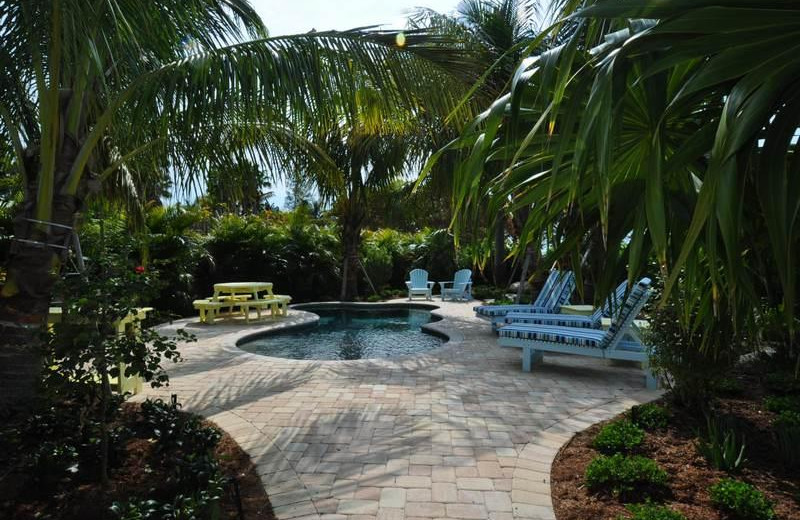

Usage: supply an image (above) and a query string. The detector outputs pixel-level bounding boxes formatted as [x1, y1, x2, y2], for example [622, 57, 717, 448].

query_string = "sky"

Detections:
[250, 0, 459, 36]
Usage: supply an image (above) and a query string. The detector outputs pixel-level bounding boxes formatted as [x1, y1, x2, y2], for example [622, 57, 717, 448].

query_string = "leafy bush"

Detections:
[764, 395, 800, 413]
[585, 454, 668, 500]
[774, 411, 800, 468]
[471, 284, 509, 301]
[200, 210, 341, 302]
[709, 479, 775, 520]
[593, 420, 645, 454]
[764, 372, 800, 395]
[712, 377, 744, 397]
[620, 502, 687, 520]
[696, 415, 747, 472]
[646, 296, 738, 409]
[629, 403, 670, 431]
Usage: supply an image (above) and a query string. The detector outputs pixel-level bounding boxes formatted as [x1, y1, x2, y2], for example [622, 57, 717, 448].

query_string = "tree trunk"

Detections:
[0, 100, 88, 412]
[492, 213, 507, 287]
[339, 220, 362, 301]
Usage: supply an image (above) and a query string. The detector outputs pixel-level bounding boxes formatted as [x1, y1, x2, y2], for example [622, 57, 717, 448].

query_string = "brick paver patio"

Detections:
[140, 301, 660, 520]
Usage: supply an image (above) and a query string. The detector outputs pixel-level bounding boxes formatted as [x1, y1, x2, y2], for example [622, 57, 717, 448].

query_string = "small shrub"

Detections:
[709, 478, 775, 520]
[620, 501, 687, 520]
[764, 372, 800, 395]
[629, 403, 670, 430]
[696, 415, 746, 472]
[593, 420, 645, 454]
[585, 454, 668, 500]
[713, 377, 744, 397]
[774, 411, 800, 468]
[764, 395, 800, 413]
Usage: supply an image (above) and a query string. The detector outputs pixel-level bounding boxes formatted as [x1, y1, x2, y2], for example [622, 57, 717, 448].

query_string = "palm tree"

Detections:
[411, 0, 542, 287]
[0, 0, 480, 409]
[446, 0, 800, 361]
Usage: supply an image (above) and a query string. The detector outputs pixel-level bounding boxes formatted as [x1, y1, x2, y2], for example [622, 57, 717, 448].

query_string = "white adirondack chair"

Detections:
[440, 269, 473, 301]
[406, 269, 434, 300]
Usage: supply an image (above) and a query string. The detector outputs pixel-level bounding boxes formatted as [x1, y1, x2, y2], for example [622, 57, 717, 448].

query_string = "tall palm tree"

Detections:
[411, 0, 542, 286]
[446, 0, 800, 359]
[0, 0, 480, 409]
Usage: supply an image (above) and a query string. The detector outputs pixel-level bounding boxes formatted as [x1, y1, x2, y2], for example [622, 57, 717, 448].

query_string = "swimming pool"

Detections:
[238, 305, 443, 360]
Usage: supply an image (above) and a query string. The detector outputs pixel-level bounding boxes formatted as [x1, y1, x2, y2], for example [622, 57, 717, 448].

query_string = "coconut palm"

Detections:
[446, 0, 800, 359]
[0, 0, 481, 409]
[411, 0, 542, 286]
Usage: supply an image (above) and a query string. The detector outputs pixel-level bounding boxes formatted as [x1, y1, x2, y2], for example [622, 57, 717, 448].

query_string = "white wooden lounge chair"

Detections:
[498, 277, 656, 389]
[441, 269, 473, 301]
[406, 269, 435, 300]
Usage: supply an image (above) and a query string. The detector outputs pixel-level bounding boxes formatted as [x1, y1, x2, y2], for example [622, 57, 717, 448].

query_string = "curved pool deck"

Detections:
[140, 300, 660, 520]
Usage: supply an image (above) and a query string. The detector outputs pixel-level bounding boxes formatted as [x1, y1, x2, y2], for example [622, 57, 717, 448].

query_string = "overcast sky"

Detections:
[250, 0, 459, 36]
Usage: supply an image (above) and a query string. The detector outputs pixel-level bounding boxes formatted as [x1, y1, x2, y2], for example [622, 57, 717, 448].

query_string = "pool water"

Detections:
[239, 307, 443, 360]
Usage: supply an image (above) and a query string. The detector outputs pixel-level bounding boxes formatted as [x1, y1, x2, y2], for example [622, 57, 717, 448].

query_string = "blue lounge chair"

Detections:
[441, 269, 473, 301]
[498, 277, 656, 389]
[502, 279, 630, 329]
[475, 271, 576, 330]
[406, 269, 434, 300]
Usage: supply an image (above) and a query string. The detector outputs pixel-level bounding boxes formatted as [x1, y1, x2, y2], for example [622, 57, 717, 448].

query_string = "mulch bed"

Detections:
[2, 403, 275, 520]
[551, 369, 800, 520]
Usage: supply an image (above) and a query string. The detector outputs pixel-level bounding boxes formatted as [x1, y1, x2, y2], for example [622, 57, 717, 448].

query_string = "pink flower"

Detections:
[134, 266, 145, 274]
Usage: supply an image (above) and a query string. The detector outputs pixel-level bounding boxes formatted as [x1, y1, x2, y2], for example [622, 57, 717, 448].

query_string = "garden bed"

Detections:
[551, 366, 800, 520]
[1, 403, 275, 520]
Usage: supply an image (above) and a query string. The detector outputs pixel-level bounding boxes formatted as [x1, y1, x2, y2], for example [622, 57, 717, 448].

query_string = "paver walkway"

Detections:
[139, 301, 660, 520]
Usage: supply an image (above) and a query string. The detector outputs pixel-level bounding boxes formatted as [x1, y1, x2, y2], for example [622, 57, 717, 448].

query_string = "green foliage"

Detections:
[764, 395, 800, 414]
[709, 479, 775, 520]
[773, 411, 800, 469]
[592, 420, 645, 454]
[713, 378, 745, 397]
[646, 295, 737, 409]
[696, 415, 747, 472]
[620, 502, 687, 520]
[584, 454, 668, 501]
[200, 210, 341, 302]
[471, 285, 510, 301]
[764, 372, 800, 395]
[629, 404, 669, 431]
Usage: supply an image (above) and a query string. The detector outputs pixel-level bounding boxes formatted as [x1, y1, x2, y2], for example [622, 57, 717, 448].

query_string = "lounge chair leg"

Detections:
[522, 347, 542, 372]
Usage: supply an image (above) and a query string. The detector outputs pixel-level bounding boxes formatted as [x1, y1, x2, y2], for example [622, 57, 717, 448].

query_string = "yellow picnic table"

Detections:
[193, 282, 291, 324]
[48, 306, 153, 395]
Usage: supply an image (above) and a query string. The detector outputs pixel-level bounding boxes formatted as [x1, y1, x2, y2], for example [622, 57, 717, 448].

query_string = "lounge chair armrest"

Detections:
[427, 282, 435, 288]
[405, 281, 412, 289]
[439, 281, 454, 288]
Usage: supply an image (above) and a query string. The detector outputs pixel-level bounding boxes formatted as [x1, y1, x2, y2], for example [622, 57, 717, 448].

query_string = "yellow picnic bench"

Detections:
[48, 306, 153, 395]
[193, 282, 291, 324]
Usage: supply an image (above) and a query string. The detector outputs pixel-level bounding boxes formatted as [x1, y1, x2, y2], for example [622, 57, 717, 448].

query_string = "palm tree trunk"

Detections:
[339, 220, 362, 301]
[492, 213, 507, 287]
[0, 117, 87, 411]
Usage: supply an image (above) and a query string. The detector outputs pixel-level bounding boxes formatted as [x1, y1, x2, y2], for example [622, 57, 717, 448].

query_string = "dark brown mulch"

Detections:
[2, 403, 275, 520]
[551, 373, 800, 520]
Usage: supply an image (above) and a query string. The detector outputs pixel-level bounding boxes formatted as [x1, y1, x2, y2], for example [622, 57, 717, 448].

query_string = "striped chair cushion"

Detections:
[499, 324, 607, 348]
[601, 278, 651, 349]
[475, 304, 553, 317]
[503, 312, 596, 328]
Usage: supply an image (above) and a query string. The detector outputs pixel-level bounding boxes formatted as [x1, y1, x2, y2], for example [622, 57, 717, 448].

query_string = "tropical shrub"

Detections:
[629, 404, 670, 431]
[620, 502, 687, 520]
[646, 295, 738, 409]
[764, 395, 800, 414]
[584, 454, 668, 500]
[709, 479, 775, 520]
[592, 420, 645, 454]
[696, 415, 747, 472]
[712, 378, 745, 397]
[764, 372, 800, 395]
[199, 210, 341, 302]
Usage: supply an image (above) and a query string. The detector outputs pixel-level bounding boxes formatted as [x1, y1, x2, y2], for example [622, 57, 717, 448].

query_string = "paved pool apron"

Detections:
[139, 300, 660, 520]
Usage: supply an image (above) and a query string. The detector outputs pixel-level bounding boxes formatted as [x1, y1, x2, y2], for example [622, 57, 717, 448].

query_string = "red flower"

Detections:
[134, 266, 145, 274]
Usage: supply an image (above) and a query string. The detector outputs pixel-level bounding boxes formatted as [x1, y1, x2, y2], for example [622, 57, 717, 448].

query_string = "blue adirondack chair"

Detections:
[441, 269, 473, 301]
[406, 269, 434, 300]
[498, 277, 656, 389]
[501, 279, 630, 330]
